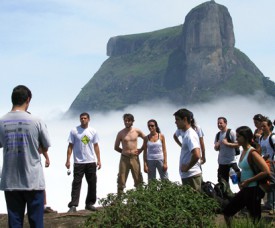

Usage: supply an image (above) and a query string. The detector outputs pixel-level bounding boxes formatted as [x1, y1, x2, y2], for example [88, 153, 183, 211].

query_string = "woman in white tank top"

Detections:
[143, 119, 168, 180]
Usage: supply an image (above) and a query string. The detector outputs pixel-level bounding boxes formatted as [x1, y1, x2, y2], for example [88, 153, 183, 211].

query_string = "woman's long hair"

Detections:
[147, 119, 161, 133]
[236, 126, 254, 146]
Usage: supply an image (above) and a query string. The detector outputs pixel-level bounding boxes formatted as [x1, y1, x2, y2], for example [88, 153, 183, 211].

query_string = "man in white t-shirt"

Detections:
[65, 112, 101, 213]
[174, 108, 202, 191]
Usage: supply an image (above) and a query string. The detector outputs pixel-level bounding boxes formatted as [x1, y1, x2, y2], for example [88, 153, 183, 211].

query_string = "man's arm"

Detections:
[161, 134, 168, 172]
[114, 132, 123, 153]
[199, 137, 206, 164]
[223, 130, 239, 148]
[143, 137, 148, 173]
[214, 133, 220, 151]
[173, 133, 182, 147]
[65, 143, 73, 169]
[137, 130, 146, 155]
[94, 143, 101, 170]
[39, 146, 50, 167]
[181, 148, 200, 172]
[222, 139, 239, 148]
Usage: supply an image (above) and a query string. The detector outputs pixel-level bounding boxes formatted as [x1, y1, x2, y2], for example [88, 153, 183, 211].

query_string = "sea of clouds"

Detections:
[0, 94, 275, 213]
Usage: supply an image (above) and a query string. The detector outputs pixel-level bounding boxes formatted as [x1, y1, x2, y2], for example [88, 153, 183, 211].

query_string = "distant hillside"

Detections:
[68, 0, 275, 113]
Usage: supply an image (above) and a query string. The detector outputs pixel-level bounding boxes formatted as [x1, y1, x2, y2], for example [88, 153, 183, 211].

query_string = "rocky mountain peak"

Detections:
[68, 1, 275, 113]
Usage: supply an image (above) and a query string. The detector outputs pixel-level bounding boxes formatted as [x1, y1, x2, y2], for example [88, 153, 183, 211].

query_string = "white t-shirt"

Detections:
[68, 126, 99, 164]
[178, 127, 201, 179]
[260, 134, 275, 159]
[175, 125, 204, 138]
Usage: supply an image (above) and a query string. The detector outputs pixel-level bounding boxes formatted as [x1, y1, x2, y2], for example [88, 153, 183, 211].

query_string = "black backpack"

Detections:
[215, 129, 240, 155]
[202, 179, 234, 212]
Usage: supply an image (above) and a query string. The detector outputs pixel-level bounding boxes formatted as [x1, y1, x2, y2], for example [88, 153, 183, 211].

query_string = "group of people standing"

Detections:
[222, 114, 275, 226]
[0, 85, 274, 227]
[114, 110, 204, 194]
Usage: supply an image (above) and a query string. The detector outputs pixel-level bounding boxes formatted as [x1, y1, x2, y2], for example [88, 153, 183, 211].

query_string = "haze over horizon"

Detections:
[0, 95, 274, 213]
[1, 0, 275, 117]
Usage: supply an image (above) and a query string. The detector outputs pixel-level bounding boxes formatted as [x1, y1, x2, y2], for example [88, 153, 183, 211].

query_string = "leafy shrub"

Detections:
[84, 180, 219, 227]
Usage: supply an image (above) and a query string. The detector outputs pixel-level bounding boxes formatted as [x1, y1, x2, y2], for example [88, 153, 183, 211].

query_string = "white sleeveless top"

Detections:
[147, 134, 163, 160]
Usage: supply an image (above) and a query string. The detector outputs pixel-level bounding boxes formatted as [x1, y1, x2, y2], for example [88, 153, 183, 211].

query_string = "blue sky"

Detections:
[1, 0, 275, 117]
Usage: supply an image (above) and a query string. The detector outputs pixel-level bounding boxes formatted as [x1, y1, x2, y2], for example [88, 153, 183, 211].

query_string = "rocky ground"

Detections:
[0, 207, 274, 227]
[0, 210, 93, 228]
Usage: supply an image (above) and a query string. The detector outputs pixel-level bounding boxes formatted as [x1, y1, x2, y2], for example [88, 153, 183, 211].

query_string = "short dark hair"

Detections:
[253, 114, 263, 122]
[236, 126, 253, 145]
[11, 85, 32, 106]
[80, 112, 90, 119]
[262, 116, 274, 131]
[174, 108, 192, 124]
[123, 113, 134, 122]
[218, 117, 227, 124]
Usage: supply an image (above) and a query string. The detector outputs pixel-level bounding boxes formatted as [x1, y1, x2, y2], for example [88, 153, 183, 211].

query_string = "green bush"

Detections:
[84, 180, 219, 227]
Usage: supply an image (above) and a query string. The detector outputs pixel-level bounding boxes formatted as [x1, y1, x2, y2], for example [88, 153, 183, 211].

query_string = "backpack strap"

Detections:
[215, 132, 220, 142]
[247, 148, 258, 175]
[269, 133, 275, 152]
[225, 129, 232, 142]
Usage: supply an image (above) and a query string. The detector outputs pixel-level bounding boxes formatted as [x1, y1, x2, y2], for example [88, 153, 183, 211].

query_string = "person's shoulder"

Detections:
[131, 127, 141, 133]
[196, 124, 202, 130]
[116, 128, 127, 137]
[159, 133, 165, 140]
[228, 128, 236, 134]
[186, 127, 197, 137]
[87, 126, 97, 131]
[70, 125, 80, 133]
[131, 127, 145, 137]
[175, 129, 184, 136]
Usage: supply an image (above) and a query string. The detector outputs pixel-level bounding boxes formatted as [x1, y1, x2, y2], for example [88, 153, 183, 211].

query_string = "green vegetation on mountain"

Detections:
[68, 1, 275, 113]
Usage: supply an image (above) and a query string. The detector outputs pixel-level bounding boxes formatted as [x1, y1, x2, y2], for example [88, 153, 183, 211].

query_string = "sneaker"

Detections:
[44, 206, 57, 213]
[85, 204, 97, 211]
[67, 206, 77, 213]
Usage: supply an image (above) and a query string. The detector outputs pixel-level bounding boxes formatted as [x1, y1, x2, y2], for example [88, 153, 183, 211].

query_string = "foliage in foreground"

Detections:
[84, 180, 219, 227]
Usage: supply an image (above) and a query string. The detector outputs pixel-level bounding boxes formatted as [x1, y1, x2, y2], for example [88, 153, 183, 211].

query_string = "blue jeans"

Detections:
[5, 190, 44, 228]
[68, 162, 97, 208]
[147, 159, 168, 180]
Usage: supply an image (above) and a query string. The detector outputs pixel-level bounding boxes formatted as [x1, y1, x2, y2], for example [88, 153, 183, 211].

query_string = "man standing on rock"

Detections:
[0, 85, 51, 227]
[174, 108, 202, 191]
[65, 112, 101, 213]
[214, 117, 240, 183]
[114, 113, 145, 194]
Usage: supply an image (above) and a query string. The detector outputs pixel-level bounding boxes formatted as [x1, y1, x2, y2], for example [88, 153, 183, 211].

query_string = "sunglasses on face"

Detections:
[148, 124, 155, 128]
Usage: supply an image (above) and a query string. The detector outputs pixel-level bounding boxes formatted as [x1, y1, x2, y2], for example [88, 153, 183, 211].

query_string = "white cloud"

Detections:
[1, 95, 274, 213]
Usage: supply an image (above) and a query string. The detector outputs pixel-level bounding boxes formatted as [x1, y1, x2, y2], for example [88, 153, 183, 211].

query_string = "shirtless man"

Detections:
[114, 113, 145, 194]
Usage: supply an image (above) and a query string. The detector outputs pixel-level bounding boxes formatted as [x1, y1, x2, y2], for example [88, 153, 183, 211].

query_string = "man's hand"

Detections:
[97, 161, 102, 170]
[181, 164, 189, 172]
[65, 161, 70, 169]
